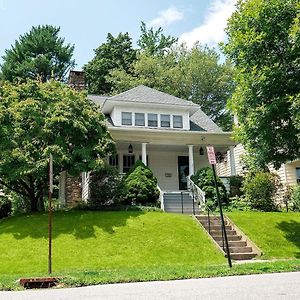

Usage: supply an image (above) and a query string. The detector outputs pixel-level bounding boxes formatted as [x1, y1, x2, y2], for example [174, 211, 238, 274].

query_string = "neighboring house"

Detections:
[59, 81, 237, 210]
[217, 144, 300, 201]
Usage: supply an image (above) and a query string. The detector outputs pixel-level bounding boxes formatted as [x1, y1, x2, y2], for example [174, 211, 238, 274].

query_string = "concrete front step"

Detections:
[227, 253, 257, 260]
[210, 229, 236, 236]
[196, 216, 222, 221]
[203, 225, 232, 231]
[229, 246, 252, 253]
[213, 235, 242, 241]
[217, 240, 247, 247]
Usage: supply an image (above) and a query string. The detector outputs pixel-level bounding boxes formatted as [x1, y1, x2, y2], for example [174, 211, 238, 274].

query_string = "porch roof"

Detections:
[109, 126, 237, 147]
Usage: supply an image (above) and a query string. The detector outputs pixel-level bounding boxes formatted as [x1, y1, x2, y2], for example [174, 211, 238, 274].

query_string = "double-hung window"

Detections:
[123, 155, 135, 173]
[135, 113, 145, 126]
[148, 113, 158, 127]
[122, 112, 132, 125]
[160, 114, 170, 128]
[296, 167, 300, 184]
[173, 115, 183, 128]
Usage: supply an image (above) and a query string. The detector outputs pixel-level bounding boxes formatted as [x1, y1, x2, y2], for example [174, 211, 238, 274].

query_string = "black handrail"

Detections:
[181, 192, 183, 214]
[192, 191, 195, 215]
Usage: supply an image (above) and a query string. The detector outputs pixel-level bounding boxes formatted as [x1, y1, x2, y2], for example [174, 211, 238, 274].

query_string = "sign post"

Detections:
[206, 146, 232, 268]
[48, 154, 53, 275]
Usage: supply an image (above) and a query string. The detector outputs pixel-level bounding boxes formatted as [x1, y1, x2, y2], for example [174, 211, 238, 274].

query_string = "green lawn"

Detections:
[0, 211, 225, 276]
[227, 212, 300, 259]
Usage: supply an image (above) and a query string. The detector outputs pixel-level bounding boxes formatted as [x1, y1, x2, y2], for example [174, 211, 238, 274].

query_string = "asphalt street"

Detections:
[1, 271, 299, 300]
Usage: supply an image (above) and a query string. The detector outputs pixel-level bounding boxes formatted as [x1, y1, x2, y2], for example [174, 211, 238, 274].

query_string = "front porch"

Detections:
[109, 127, 237, 192]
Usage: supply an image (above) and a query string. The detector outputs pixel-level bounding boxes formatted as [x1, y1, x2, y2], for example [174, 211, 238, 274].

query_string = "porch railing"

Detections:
[157, 185, 164, 211]
[187, 176, 205, 212]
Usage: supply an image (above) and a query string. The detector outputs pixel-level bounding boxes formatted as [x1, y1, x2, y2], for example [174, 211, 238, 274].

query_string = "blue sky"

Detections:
[0, 0, 236, 69]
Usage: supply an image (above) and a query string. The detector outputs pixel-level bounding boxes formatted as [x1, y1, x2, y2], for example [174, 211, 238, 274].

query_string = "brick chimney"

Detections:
[68, 70, 86, 91]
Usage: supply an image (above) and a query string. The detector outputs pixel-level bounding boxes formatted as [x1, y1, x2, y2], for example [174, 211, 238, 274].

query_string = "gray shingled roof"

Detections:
[109, 85, 199, 107]
[190, 109, 223, 132]
[88, 85, 223, 133]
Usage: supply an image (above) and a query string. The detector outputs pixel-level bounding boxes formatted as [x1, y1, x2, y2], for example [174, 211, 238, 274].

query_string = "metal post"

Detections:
[181, 192, 184, 214]
[212, 164, 232, 268]
[48, 154, 53, 275]
[207, 208, 211, 234]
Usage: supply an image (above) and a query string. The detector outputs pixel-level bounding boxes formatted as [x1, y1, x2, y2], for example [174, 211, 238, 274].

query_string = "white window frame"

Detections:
[135, 113, 145, 126]
[160, 114, 170, 128]
[148, 113, 158, 127]
[173, 115, 183, 128]
[121, 112, 132, 125]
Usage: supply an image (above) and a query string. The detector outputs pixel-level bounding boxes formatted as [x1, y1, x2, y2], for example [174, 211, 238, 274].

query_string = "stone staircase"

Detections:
[163, 192, 199, 214]
[196, 215, 259, 260]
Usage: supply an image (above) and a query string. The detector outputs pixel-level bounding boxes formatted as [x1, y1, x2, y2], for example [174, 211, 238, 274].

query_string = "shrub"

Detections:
[123, 161, 159, 205]
[89, 164, 125, 208]
[225, 196, 251, 212]
[242, 172, 280, 211]
[191, 167, 228, 210]
[0, 196, 12, 219]
[229, 176, 244, 197]
[291, 185, 300, 211]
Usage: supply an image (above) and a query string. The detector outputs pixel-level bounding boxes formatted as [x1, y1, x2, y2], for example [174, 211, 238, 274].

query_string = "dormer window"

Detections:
[122, 112, 132, 125]
[135, 113, 145, 126]
[161, 114, 170, 128]
[173, 115, 183, 128]
[148, 113, 158, 127]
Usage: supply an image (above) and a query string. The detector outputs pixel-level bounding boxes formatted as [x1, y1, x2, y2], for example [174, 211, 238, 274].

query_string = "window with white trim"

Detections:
[296, 167, 300, 184]
[161, 114, 170, 128]
[148, 113, 158, 127]
[135, 113, 145, 126]
[121, 112, 132, 125]
[109, 154, 119, 168]
[173, 115, 183, 128]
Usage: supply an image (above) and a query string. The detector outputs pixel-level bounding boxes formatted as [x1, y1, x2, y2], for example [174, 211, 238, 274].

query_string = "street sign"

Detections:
[206, 146, 216, 165]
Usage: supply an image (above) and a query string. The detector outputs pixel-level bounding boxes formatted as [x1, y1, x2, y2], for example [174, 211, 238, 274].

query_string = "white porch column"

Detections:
[188, 145, 194, 176]
[229, 146, 236, 176]
[142, 143, 147, 166]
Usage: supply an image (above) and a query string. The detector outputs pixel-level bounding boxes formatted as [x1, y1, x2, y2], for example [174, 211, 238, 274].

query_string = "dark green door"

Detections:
[178, 156, 189, 190]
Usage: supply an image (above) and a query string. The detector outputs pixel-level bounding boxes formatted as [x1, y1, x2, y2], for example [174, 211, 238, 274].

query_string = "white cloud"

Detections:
[179, 0, 237, 48]
[148, 6, 184, 28]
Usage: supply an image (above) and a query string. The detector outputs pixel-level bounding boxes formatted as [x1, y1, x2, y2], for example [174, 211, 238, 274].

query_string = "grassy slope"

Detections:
[227, 212, 300, 259]
[0, 211, 225, 275]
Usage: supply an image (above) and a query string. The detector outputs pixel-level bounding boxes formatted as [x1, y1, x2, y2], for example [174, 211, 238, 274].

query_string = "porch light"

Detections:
[199, 147, 204, 156]
[128, 144, 133, 154]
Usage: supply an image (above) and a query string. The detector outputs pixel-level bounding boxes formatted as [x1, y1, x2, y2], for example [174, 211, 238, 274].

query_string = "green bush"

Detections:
[123, 161, 159, 205]
[0, 196, 12, 219]
[225, 196, 251, 212]
[89, 164, 125, 208]
[229, 176, 244, 197]
[291, 185, 300, 211]
[242, 172, 280, 211]
[191, 167, 228, 210]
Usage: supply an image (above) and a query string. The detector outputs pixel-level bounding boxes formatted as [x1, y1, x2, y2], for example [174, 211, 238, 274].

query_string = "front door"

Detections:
[178, 156, 189, 190]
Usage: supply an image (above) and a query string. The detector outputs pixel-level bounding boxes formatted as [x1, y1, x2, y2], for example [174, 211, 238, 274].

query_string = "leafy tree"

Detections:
[0, 80, 115, 212]
[223, 0, 300, 168]
[108, 45, 234, 130]
[84, 33, 137, 95]
[1, 25, 75, 82]
[137, 21, 178, 55]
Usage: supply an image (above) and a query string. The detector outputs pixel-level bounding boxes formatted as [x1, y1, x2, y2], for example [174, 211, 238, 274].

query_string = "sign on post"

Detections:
[206, 146, 216, 165]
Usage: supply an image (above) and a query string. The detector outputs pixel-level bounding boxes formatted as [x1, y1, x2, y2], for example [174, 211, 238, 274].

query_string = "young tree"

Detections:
[108, 45, 234, 131]
[0, 80, 115, 212]
[137, 21, 178, 56]
[84, 33, 137, 95]
[223, 0, 300, 168]
[1, 25, 75, 82]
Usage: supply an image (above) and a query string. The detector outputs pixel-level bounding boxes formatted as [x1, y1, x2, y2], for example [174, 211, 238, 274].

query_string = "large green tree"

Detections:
[108, 45, 234, 131]
[137, 21, 178, 56]
[1, 25, 75, 82]
[0, 80, 114, 212]
[223, 0, 300, 168]
[84, 33, 137, 95]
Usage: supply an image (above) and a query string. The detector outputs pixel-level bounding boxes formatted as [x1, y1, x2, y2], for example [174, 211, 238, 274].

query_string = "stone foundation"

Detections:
[65, 174, 82, 207]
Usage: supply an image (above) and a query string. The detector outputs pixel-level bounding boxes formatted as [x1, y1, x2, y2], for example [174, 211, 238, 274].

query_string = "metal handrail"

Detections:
[187, 176, 206, 211]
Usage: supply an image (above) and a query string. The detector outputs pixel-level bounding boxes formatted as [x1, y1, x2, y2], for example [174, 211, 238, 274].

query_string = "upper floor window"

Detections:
[148, 113, 158, 127]
[173, 115, 183, 128]
[296, 167, 300, 184]
[135, 113, 145, 126]
[161, 114, 170, 128]
[122, 112, 132, 125]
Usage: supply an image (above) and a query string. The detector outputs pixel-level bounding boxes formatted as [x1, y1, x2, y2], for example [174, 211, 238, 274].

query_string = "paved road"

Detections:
[1, 272, 300, 300]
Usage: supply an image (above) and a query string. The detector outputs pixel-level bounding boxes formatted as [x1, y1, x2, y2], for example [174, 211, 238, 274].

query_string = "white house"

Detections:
[59, 85, 237, 211]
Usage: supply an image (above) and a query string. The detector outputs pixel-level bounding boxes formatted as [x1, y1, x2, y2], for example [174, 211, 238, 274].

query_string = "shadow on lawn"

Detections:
[277, 220, 300, 258]
[0, 210, 145, 240]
